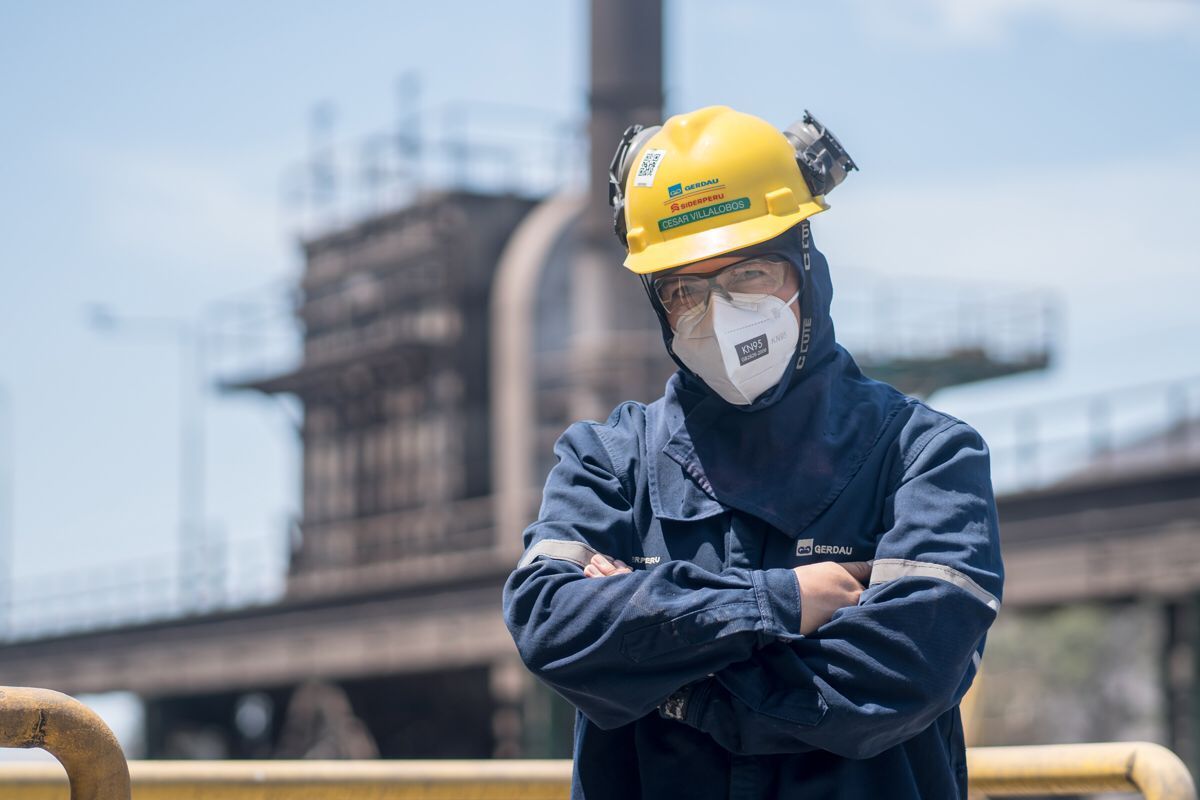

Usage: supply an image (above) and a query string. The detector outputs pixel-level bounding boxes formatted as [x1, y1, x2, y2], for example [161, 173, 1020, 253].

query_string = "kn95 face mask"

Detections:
[671, 289, 801, 406]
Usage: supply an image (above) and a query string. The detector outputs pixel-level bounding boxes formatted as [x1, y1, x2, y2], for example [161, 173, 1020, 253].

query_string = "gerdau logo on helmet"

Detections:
[607, 105, 857, 406]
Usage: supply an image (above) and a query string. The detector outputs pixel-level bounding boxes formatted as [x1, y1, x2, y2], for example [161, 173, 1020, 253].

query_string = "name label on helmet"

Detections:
[658, 197, 751, 232]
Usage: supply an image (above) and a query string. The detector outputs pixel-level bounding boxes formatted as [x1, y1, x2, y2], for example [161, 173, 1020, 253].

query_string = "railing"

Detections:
[282, 99, 586, 239]
[1, 534, 287, 643]
[0, 687, 130, 800]
[0, 746, 1194, 799]
[295, 495, 498, 571]
[969, 741, 1197, 799]
[0, 686, 1194, 800]
[3, 761, 570, 800]
[976, 374, 1200, 494]
[0, 494, 500, 642]
[834, 270, 1058, 370]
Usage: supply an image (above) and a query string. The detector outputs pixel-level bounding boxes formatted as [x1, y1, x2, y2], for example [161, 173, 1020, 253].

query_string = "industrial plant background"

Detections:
[0, 0, 1197, 770]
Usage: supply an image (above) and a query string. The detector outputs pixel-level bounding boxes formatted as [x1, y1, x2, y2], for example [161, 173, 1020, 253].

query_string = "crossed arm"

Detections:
[585, 552, 871, 637]
[502, 419, 1002, 756]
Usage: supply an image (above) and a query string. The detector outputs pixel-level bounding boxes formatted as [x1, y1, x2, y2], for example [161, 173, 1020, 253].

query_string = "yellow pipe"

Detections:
[0, 760, 573, 799]
[0, 686, 131, 800]
[968, 741, 1197, 800]
[959, 667, 984, 747]
[0, 743, 1193, 799]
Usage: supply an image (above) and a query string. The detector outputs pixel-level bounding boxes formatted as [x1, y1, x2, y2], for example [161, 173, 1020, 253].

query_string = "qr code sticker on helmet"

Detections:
[634, 149, 666, 188]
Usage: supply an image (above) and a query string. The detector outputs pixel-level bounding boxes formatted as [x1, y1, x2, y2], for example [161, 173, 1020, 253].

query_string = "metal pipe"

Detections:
[0, 743, 1194, 799]
[490, 194, 586, 561]
[968, 741, 1197, 799]
[1, 759, 571, 800]
[0, 686, 130, 800]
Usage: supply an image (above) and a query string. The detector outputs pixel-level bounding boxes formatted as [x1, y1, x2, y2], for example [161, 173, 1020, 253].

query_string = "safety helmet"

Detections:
[608, 105, 856, 275]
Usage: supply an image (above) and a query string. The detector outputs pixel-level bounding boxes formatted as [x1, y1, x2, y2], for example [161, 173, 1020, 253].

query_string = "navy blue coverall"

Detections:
[502, 224, 1004, 799]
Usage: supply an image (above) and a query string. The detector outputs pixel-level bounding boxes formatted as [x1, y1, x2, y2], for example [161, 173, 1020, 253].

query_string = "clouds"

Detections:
[674, 0, 1200, 53]
[849, 0, 1200, 47]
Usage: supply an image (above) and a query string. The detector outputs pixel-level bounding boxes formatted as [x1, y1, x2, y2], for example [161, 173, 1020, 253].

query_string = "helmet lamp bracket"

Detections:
[783, 110, 858, 198]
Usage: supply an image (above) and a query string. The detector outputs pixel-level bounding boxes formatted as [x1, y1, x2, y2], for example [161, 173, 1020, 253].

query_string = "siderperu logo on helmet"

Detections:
[669, 192, 725, 213]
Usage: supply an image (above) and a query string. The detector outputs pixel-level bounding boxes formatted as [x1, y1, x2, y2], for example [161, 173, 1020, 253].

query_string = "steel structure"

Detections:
[236, 193, 537, 601]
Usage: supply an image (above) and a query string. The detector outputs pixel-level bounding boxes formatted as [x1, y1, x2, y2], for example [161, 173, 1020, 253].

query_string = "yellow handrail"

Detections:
[2, 750, 1195, 799]
[968, 742, 1197, 800]
[0, 686, 131, 800]
[0, 759, 572, 799]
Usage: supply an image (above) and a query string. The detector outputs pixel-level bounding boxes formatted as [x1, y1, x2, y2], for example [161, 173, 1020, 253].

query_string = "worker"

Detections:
[503, 105, 1003, 799]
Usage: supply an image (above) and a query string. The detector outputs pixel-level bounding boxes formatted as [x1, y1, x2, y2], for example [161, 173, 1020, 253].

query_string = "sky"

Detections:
[0, 0, 1198, 624]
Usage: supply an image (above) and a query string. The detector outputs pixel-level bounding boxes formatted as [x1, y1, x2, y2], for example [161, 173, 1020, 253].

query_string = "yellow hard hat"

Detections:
[609, 106, 856, 275]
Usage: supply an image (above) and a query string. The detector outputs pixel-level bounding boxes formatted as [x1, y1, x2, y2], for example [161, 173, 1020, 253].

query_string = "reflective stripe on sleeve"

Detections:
[517, 538, 601, 569]
[869, 558, 1000, 611]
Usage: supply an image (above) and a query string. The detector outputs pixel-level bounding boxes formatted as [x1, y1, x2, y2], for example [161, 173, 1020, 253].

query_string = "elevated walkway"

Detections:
[834, 270, 1056, 396]
[985, 376, 1200, 607]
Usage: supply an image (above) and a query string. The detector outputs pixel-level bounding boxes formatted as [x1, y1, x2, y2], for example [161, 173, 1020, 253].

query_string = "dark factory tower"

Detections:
[244, 193, 536, 598]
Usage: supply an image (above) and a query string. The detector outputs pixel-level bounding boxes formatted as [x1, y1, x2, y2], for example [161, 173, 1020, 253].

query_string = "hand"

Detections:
[793, 560, 872, 635]
[583, 553, 633, 578]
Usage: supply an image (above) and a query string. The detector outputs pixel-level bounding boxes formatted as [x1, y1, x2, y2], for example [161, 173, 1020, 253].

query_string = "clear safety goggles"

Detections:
[651, 254, 794, 315]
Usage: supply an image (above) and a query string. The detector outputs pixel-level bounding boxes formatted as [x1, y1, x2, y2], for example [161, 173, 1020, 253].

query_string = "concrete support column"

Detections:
[490, 657, 530, 758]
[1164, 595, 1200, 775]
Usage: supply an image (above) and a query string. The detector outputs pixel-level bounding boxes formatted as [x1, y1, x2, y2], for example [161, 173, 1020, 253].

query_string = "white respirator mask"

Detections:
[671, 289, 801, 406]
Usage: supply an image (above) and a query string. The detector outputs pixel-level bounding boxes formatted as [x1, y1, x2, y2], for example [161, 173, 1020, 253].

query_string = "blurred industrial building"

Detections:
[0, 0, 1197, 772]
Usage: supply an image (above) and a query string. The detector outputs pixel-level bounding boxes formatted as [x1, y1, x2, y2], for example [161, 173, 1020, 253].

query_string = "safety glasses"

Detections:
[651, 254, 793, 315]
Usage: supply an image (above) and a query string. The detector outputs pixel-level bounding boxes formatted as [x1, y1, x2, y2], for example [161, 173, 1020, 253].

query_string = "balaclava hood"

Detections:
[648, 220, 830, 409]
[645, 222, 910, 537]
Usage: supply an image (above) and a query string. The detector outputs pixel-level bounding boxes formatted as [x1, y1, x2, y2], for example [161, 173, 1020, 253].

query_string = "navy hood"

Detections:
[646, 222, 910, 537]
[648, 220, 834, 411]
